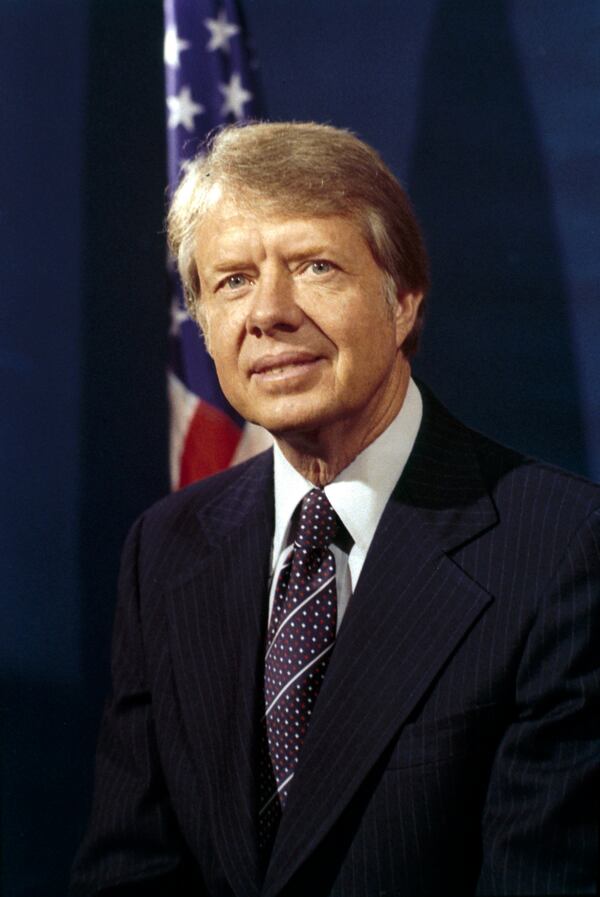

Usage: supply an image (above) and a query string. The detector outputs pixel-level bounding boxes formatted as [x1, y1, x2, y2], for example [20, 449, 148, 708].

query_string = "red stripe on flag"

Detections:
[178, 401, 241, 488]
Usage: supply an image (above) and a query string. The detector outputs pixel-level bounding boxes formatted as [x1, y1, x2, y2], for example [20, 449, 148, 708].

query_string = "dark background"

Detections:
[2, 1, 599, 894]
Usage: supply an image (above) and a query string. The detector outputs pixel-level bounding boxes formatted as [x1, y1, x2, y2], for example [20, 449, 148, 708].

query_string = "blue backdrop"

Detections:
[2, 1, 598, 894]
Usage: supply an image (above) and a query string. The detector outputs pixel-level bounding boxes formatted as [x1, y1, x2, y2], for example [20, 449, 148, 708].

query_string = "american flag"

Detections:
[164, 0, 271, 489]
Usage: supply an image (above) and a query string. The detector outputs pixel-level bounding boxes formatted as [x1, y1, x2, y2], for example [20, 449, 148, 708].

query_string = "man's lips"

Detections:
[250, 351, 322, 376]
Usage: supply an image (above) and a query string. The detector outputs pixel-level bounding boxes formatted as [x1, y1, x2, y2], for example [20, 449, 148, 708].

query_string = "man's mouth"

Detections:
[250, 352, 322, 378]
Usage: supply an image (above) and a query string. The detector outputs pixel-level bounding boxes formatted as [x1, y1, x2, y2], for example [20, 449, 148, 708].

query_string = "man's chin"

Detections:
[246, 409, 329, 442]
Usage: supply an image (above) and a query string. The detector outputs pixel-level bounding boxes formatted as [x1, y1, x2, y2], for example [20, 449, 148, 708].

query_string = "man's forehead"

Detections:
[196, 189, 270, 241]
[199, 181, 360, 231]
[194, 203, 366, 265]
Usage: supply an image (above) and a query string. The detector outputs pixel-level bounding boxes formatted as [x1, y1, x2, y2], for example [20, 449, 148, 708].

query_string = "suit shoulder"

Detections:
[470, 427, 600, 531]
[135, 449, 273, 536]
[417, 381, 600, 524]
[118, 449, 274, 591]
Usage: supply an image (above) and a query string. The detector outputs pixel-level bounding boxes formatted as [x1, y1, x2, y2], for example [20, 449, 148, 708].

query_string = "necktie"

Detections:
[259, 488, 340, 852]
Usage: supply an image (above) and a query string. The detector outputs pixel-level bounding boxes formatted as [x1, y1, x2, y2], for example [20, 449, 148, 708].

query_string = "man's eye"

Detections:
[224, 273, 248, 289]
[310, 260, 333, 275]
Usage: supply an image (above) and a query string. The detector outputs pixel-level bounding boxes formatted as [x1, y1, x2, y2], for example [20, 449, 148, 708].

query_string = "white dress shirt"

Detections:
[269, 378, 423, 631]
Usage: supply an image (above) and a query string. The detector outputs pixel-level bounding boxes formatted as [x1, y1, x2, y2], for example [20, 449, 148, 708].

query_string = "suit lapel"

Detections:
[263, 388, 499, 897]
[164, 452, 274, 897]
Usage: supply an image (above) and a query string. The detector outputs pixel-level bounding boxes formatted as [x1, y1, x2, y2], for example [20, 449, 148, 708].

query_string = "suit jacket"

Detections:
[71, 386, 600, 896]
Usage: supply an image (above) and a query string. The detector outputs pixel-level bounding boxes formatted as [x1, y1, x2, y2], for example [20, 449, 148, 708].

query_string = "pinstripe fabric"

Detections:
[70, 385, 600, 897]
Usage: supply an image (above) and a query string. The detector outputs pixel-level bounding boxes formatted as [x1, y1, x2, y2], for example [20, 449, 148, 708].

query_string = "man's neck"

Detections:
[274, 365, 411, 486]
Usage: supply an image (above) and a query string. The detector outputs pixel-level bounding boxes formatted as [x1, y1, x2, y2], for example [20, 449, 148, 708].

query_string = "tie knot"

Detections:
[294, 488, 339, 554]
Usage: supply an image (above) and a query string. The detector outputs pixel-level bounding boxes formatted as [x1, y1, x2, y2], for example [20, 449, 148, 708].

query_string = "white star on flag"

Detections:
[219, 73, 253, 118]
[204, 10, 240, 53]
[167, 86, 205, 132]
[164, 24, 191, 68]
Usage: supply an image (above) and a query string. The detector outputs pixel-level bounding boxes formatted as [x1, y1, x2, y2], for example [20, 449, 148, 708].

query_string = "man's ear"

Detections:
[394, 290, 424, 348]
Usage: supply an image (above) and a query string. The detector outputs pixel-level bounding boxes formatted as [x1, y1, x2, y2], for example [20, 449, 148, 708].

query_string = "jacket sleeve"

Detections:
[69, 516, 205, 896]
[477, 509, 600, 896]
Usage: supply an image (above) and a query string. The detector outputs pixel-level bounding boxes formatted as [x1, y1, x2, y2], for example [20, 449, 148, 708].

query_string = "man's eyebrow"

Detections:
[210, 258, 255, 272]
[197, 252, 258, 277]
[284, 243, 340, 262]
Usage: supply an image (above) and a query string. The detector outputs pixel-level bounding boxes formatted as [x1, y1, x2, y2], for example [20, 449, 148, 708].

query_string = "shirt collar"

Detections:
[271, 378, 423, 570]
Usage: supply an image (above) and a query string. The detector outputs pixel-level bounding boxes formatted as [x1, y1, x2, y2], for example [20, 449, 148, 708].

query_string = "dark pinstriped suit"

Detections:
[71, 386, 600, 896]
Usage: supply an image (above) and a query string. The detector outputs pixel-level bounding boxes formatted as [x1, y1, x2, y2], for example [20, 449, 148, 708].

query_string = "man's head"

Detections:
[168, 121, 429, 357]
[167, 122, 428, 470]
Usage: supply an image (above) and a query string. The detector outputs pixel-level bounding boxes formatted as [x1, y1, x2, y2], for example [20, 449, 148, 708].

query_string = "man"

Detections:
[71, 122, 599, 896]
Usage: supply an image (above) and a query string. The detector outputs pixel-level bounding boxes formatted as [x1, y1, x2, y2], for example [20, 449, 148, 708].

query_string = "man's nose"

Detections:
[246, 269, 303, 337]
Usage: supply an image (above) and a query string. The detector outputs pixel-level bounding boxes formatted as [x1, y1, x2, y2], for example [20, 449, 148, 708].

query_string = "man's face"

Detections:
[194, 197, 421, 444]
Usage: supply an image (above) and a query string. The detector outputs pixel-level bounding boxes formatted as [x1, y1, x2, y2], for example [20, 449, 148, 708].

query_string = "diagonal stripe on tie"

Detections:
[259, 771, 295, 816]
[264, 574, 336, 663]
[263, 642, 335, 718]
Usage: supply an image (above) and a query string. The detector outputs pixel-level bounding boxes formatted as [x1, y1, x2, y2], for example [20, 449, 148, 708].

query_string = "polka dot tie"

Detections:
[259, 488, 340, 854]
